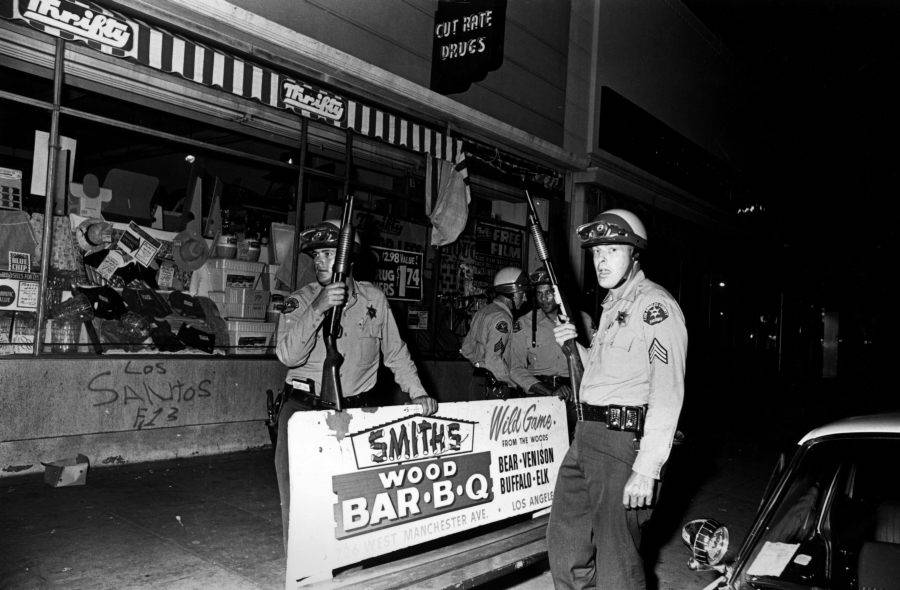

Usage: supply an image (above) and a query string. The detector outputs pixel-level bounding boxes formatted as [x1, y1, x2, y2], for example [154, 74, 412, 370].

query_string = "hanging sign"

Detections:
[285, 398, 568, 586]
[280, 78, 346, 124]
[1, 0, 137, 54]
[430, 0, 507, 95]
[370, 246, 423, 302]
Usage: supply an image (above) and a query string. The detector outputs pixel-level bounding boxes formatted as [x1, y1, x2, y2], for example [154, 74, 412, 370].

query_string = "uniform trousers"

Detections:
[547, 421, 653, 590]
[274, 384, 369, 551]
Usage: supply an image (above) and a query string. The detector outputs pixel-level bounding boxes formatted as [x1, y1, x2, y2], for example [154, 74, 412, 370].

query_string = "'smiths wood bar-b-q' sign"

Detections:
[430, 0, 507, 95]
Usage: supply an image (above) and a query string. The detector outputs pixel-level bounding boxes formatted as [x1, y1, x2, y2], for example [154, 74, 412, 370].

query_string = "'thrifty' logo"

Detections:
[21, 0, 133, 49]
[282, 80, 345, 122]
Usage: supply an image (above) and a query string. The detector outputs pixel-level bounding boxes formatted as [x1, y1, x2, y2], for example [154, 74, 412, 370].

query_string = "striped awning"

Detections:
[1, 0, 465, 165]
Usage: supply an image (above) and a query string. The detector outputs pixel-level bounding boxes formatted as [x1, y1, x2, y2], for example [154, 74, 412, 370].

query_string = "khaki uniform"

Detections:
[578, 269, 687, 478]
[548, 268, 687, 589]
[509, 309, 593, 392]
[276, 278, 427, 400]
[274, 278, 427, 549]
[459, 299, 516, 385]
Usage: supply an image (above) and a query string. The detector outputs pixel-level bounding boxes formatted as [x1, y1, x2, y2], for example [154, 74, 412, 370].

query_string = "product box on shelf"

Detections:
[206, 258, 265, 291]
[225, 320, 276, 355]
[209, 288, 269, 320]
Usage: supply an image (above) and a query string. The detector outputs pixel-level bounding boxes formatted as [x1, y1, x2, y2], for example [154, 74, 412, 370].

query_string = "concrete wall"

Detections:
[227, 0, 570, 145]
[0, 358, 285, 478]
[566, 0, 742, 165]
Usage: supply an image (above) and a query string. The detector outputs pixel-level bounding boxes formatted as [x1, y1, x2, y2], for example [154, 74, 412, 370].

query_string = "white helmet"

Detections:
[576, 209, 647, 249]
[493, 266, 528, 295]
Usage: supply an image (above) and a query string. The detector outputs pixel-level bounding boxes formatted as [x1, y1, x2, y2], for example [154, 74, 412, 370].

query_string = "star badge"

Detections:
[367, 305, 377, 319]
[616, 310, 629, 326]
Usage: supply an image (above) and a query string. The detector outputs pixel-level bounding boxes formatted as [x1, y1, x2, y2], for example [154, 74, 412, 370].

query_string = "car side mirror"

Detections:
[682, 518, 730, 571]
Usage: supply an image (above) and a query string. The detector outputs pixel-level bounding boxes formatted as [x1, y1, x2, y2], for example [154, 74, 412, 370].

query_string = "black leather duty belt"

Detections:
[580, 403, 646, 434]
[284, 383, 370, 409]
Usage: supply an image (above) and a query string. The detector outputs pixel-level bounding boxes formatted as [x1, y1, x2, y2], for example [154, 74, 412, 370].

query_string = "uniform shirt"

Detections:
[508, 309, 571, 391]
[459, 299, 516, 385]
[509, 309, 594, 391]
[578, 269, 687, 479]
[275, 278, 427, 400]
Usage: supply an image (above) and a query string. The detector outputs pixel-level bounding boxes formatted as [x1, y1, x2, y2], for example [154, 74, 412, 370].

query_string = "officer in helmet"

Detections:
[273, 218, 438, 550]
[460, 266, 529, 399]
[547, 209, 687, 590]
[509, 265, 593, 399]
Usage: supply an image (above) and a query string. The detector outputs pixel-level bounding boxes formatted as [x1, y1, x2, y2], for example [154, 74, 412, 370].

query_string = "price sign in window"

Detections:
[371, 246, 423, 302]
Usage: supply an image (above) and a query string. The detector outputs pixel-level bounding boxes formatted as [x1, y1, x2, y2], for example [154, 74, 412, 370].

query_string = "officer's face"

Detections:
[592, 244, 634, 289]
[536, 285, 558, 314]
[312, 248, 337, 284]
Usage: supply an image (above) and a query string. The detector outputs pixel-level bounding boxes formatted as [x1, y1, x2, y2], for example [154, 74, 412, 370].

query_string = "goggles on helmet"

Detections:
[300, 226, 339, 245]
[529, 267, 552, 286]
[576, 219, 646, 249]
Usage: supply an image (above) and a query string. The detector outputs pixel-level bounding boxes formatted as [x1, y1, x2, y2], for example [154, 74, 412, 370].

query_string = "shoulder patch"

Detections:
[282, 297, 300, 314]
[495, 320, 509, 333]
[513, 321, 521, 332]
[643, 302, 669, 326]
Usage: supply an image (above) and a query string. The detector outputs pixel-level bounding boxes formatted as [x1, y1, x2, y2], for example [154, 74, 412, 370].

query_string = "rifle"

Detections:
[320, 194, 355, 410]
[524, 189, 585, 421]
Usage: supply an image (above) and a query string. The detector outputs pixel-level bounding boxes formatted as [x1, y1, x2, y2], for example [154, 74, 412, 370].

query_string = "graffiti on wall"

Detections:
[86, 361, 213, 430]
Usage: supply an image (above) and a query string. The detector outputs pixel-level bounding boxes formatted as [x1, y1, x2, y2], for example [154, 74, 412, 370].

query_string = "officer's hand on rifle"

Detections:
[312, 282, 348, 314]
[552, 322, 578, 348]
[528, 383, 554, 397]
[412, 395, 439, 416]
[554, 384, 573, 401]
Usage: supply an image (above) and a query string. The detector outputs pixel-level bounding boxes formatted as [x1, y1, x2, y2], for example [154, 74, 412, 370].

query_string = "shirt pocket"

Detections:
[601, 327, 642, 380]
[358, 320, 383, 365]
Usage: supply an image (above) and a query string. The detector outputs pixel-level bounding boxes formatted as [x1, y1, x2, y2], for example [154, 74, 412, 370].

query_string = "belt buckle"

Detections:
[606, 406, 623, 430]
[623, 406, 642, 432]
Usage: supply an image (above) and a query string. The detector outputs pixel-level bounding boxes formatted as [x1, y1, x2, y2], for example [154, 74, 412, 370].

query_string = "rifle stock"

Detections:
[524, 190, 585, 420]
[320, 194, 355, 410]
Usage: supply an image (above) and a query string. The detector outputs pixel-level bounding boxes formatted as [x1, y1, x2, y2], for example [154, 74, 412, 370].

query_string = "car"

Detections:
[682, 413, 900, 590]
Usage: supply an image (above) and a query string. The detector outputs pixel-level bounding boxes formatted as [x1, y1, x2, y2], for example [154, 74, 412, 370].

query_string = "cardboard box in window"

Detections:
[209, 288, 269, 320]
[225, 320, 275, 355]
[42, 454, 89, 487]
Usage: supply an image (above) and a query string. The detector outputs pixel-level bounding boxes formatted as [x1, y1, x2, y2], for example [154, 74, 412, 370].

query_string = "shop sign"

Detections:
[370, 246, 423, 302]
[430, 0, 507, 95]
[474, 219, 523, 262]
[437, 221, 525, 298]
[285, 397, 568, 585]
[0, 270, 40, 311]
[4, 0, 136, 52]
[281, 78, 346, 124]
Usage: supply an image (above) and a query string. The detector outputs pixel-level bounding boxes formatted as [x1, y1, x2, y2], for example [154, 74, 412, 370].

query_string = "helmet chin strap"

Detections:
[610, 256, 641, 291]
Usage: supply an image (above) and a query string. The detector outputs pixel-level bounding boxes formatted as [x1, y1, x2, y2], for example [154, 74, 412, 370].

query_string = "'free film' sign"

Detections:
[285, 398, 568, 586]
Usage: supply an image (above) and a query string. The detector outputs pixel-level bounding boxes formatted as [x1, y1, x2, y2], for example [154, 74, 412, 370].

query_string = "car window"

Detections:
[734, 437, 900, 590]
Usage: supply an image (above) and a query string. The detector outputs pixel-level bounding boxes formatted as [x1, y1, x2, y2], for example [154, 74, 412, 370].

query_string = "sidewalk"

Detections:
[1, 420, 778, 590]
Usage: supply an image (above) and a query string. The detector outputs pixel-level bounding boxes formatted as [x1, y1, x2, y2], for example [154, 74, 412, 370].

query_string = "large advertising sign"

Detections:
[370, 246, 423, 302]
[285, 397, 568, 587]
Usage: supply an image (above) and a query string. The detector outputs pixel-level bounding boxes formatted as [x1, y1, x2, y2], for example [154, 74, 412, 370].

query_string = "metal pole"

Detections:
[289, 117, 308, 289]
[33, 38, 65, 356]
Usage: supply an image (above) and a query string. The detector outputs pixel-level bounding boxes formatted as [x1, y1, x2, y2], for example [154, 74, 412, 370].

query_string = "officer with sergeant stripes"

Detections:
[547, 209, 687, 590]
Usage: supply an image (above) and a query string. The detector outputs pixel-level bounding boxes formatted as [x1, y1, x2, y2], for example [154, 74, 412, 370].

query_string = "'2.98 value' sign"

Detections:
[371, 246, 423, 302]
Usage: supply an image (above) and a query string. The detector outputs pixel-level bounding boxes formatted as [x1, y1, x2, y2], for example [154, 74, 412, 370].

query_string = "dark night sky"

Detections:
[683, 0, 900, 256]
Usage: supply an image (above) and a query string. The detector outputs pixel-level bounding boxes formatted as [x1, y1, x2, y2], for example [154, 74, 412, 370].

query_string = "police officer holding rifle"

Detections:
[547, 209, 687, 590]
[272, 195, 438, 550]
